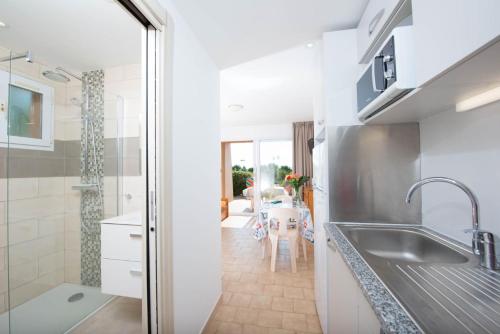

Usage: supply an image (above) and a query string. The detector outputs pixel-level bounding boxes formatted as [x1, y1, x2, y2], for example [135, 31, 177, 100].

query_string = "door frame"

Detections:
[116, 1, 172, 333]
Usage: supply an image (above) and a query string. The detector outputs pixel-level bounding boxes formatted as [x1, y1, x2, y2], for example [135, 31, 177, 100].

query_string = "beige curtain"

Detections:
[293, 122, 314, 186]
[221, 142, 234, 201]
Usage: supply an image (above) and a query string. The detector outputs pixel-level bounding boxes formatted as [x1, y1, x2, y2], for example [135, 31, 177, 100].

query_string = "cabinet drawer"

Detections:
[101, 258, 142, 299]
[101, 224, 142, 261]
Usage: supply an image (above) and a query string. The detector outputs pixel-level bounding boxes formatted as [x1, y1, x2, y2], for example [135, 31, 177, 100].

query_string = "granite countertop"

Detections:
[324, 222, 422, 334]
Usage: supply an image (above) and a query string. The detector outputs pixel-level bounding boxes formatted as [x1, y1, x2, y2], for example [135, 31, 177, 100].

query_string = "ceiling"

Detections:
[221, 43, 317, 127]
[0, 0, 142, 72]
[172, 0, 368, 68]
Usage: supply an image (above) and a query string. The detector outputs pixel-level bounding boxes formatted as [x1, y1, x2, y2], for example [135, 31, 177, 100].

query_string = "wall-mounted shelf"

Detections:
[365, 36, 500, 124]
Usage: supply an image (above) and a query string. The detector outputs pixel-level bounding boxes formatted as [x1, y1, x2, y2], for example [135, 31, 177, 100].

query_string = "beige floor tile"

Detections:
[282, 312, 308, 332]
[234, 307, 260, 325]
[243, 324, 270, 334]
[306, 314, 323, 333]
[216, 322, 243, 334]
[263, 285, 284, 297]
[203, 320, 222, 334]
[214, 305, 238, 322]
[271, 297, 294, 312]
[214, 227, 321, 333]
[71, 297, 141, 334]
[283, 286, 304, 299]
[223, 271, 243, 281]
[229, 293, 253, 307]
[303, 288, 315, 301]
[250, 295, 273, 310]
[257, 310, 283, 329]
[293, 299, 317, 315]
[268, 328, 295, 334]
[222, 292, 233, 304]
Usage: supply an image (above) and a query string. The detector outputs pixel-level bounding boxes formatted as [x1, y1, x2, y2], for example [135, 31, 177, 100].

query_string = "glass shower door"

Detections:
[0, 48, 12, 334]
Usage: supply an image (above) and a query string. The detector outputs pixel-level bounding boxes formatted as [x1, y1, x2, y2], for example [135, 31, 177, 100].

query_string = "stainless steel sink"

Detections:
[335, 223, 500, 334]
[341, 226, 469, 264]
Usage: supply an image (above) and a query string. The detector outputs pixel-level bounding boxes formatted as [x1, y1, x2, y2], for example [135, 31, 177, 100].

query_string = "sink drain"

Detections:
[68, 292, 84, 302]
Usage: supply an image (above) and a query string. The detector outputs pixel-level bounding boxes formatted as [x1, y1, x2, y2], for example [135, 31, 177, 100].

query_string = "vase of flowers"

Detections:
[284, 173, 310, 205]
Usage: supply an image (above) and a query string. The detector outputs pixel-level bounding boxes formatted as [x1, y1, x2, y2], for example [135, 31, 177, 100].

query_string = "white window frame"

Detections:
[0, 69, 54, 151]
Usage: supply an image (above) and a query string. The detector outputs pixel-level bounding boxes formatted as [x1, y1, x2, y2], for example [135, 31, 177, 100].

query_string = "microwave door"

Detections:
[372, 55, 385, 92]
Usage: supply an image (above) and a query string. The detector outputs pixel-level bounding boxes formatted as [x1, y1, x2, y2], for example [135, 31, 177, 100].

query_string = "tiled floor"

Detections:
[71, 297, 142, 334]
[204, 224, 321, 334]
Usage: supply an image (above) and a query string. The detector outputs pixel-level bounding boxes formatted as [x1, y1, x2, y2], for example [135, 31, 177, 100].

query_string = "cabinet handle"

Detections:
[130, 269, 142, 275]
[368, 8, 385, 36]
[129, 233, 142, 238]
[327, 237, 337, 252]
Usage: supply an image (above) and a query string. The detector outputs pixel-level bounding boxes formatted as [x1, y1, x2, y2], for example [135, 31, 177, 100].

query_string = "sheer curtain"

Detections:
[293, 122, 314, 186]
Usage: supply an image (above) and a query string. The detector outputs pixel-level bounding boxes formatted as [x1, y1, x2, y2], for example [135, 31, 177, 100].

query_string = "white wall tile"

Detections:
[38, 214, 65, 237]
[9, 261, 37, 289]
[38, 177, 65, 197]
[0, 202, 5, 225]
[64, 120, 81, 141]
[64, 193, 81, 214]
[36, 233, 65, 258]
[9, 241, 36, 266]
[8, 178, 39, 201]
[8, 219, 38, 245]
[124, 64, 142, 80]
[64, 231, 80, 252]
[64, 214, 80, 233]
[0, 269, 7, 293]
[64, 177, 81, 193]
[0, 225, 7, 248]
[38, 251, 65, 276]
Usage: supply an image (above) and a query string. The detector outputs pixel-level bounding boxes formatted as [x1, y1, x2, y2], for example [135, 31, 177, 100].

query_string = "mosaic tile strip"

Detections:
[80, 70, 105, 287]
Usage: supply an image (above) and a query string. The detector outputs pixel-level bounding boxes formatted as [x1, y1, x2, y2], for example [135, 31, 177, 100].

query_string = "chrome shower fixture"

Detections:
[42, 70, 71, 83]
[0, 50, 33, 64]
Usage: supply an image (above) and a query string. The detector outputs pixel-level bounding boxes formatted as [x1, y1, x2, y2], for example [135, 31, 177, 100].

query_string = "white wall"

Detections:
[420, 101, 500, 244]
[221, 123, 292, 142]
[159, 1, 221, 333]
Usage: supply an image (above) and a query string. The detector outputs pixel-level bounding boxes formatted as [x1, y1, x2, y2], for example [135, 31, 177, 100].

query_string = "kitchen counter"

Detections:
[325, 222, 500, 334]
[324, 222, 422, 334]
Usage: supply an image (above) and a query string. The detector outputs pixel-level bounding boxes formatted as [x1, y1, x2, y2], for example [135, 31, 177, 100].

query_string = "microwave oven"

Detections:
[356, 26, 416, 121]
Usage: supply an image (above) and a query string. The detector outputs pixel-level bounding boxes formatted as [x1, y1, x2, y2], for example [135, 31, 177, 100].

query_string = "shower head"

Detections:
[42, 70, 70, 83]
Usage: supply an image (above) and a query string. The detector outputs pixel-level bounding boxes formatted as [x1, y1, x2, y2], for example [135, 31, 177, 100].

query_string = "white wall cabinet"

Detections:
[413, 0, 500, 87]
[327, 242, 381, 334]
[101, 212, 143, 299]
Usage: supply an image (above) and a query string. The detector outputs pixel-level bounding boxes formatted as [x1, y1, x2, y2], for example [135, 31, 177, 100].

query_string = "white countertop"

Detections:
[100, 211, 142, 226]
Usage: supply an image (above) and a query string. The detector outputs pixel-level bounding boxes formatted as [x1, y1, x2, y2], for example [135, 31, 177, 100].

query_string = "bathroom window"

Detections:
[0, 70, 54, 150]
[8, 85, 43, 139]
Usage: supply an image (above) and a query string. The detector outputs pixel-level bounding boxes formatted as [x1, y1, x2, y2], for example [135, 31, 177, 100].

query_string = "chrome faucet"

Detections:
[406, 177, 498, 270]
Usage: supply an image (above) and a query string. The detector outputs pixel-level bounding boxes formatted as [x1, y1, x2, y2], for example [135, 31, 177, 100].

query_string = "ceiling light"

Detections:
[228, 104, 244, 112]
[456, 86, 500, 112]
[0, 21, 7, 28]
[306, 42, 315, 48]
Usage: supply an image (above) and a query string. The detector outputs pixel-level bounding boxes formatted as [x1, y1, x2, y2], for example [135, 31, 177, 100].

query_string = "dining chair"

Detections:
[267, 208, 299, 273]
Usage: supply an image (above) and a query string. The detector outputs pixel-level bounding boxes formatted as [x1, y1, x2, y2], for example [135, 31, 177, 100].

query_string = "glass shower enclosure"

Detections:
[0, 49, 128, 333]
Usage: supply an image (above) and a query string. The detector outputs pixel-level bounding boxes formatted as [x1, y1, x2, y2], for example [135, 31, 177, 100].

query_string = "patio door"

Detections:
[221, 141, 256, 217]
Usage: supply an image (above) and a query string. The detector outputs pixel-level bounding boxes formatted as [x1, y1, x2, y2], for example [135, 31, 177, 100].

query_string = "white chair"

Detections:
[267, 208, 299, 273]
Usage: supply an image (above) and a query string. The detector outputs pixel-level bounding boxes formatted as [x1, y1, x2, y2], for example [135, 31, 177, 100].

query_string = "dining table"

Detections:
[253, 200, 314, 244]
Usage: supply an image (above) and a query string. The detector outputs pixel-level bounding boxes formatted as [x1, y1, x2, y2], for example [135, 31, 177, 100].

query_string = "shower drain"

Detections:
[68, 292, 84, 302]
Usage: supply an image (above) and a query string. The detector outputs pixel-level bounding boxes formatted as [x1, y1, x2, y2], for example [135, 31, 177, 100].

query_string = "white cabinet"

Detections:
[413, 0, 500, 86]
[357, 0, 407, 63]
[313, 141, 329, 333]
[322, 29, 363, 127]
[327, 242, 381, 334]
[101, 212, 143, 299]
